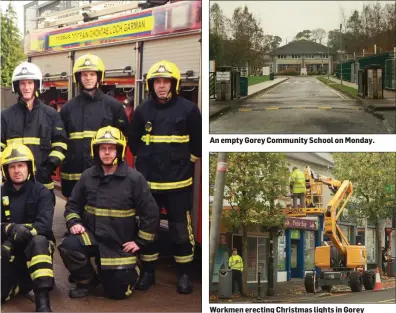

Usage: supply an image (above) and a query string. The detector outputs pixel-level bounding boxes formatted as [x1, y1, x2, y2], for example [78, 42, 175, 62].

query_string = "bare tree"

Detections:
[311, 28, 326, 44]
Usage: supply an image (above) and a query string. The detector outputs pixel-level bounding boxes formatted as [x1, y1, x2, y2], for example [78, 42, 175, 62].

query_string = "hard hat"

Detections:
[1, 143, 36, 181]
[90, 126, 126, 163]
[73, 54, 105, 85]
[11, 61, 43, 94]
[146, 60, 181, 97]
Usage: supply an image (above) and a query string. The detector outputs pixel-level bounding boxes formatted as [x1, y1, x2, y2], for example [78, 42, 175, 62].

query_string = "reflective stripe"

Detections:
[1, 142, 6, 149]
[61, 172, 81, 180]
[48, 150, 65, 161]
[190, 154, 199, 162]
[5, 210, 10, 216]
[5, 224, 12, 233]
[138, 230, 155, 241]
[31, 268, 54, 280]
[141, 135, 190, 144]
[81, 232, 91, 246]
[6, 137, 40, 145]
[69, 131, 97, 139]
[66, 213, 81, 222]
[187, 211, 195, 254]
[100, 256, 137, 266]
[14, 284, 19, 296]
[140, 253, 159, 262]
[30, 228, 38, 236]
[43, 182, 55, 190]
[125, 284, 133, 296]
[85, 205, 136, 218]
[174, 254, 194, 263]
[27, 255, 52, 268]
[2, 244, 11, 251]
[51, 142, 67, 150]
[148, 177, 193, 190]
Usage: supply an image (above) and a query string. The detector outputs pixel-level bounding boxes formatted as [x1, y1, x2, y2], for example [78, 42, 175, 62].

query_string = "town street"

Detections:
[210, 76, 390, 134]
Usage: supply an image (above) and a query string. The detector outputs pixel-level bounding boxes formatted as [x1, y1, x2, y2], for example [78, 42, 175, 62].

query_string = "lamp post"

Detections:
[328, 46, 330, 80]
[340, 24, 343, 85]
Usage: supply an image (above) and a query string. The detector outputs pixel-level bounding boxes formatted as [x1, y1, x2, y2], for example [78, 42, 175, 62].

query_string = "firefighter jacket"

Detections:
[128, 96, 202, 193]
[1, 98, 68, 190]
[64, 161, 159, 270]
[59, 89, 129, 195]
[1, 180, 55, 245]
[228, 255, 243, 271]
[290, 169, 306, 194]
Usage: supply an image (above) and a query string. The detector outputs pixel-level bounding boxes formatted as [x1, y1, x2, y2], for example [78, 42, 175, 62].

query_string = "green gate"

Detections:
[385, 58, 396, 90]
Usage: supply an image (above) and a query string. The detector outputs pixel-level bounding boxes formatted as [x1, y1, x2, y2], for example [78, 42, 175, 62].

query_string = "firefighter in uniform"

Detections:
[1, 62, 68, 204]
[1, 144, 55, 312]
[58, 126, 159, 300]
[59, 54, 129, 198]
[128, 60, 202, 294]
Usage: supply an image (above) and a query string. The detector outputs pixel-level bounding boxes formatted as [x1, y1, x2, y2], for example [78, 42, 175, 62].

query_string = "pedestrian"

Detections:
[1, 62, 68, 205]
[290, 167, 306, 208]
[228, 248, 243, 295]
[1, 143, 55, 312]
[59, 53, 129, 199]
[128, 60, 202, 294]
[57, 126, 159, 300]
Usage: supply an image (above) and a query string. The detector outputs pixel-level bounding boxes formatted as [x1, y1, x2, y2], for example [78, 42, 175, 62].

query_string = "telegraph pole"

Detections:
[209, 153, 228, 284]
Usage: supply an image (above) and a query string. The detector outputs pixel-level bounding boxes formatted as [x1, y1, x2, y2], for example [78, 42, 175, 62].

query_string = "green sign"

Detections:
[290, 229, 300, 239]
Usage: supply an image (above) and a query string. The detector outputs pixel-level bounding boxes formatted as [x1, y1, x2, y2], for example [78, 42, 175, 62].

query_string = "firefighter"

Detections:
[1, 62, 68, 204]
[128, 60, 202, 294]
[59, 54, 129, 199]
[58, 126, 159, 300]
[290, 167, 306, 208]
[1, 143, 55, 312]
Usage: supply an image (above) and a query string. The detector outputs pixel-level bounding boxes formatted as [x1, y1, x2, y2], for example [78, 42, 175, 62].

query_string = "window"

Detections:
[277, 235, 286, 271]
[304, 231, 315, 270]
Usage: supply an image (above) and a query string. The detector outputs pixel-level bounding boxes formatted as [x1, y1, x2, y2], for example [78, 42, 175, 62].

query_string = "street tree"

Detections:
[294, 30, 312, 41]
[1, 2, 25, 87]
[209, 3, 229, 63]
[311, 28, 326, 44]
[210, 153, 289, 295]
[333, 153, 396, 275]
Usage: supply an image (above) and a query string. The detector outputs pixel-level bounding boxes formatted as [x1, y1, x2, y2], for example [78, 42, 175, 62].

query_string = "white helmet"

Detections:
[11, 62, 43, 94]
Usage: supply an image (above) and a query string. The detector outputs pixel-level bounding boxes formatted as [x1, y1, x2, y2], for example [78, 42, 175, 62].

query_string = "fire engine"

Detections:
[24, 0, 202, 250]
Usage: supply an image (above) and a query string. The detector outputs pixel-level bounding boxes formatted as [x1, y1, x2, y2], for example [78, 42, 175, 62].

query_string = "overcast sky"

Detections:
[1, 1, 30, 34]
[211, 0, 394, 45]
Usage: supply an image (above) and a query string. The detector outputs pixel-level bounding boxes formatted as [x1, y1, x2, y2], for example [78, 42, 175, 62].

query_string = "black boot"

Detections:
[135, 272, 155, 291]
[177, 274, 193, 294]
[34, 289, 52, 312]
[69, 275, 99, 298]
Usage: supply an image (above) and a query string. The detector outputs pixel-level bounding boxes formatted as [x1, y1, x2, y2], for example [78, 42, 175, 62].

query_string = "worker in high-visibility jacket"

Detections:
[290, 167, 306, 208]
[128, 60, 202, 294]
[228, 248, 243, 295]
[1, 144, 55, 312]
[58, 126, 159, 300]
[1, 62, 68, 204]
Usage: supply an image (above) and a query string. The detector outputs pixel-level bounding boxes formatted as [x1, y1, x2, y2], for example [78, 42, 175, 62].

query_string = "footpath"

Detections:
[209, 77, 289, 120]
[210, 276, 396, 304]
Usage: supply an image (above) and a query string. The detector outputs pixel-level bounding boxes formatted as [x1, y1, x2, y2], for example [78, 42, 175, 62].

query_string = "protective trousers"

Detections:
[58, 234, 140, 300]
[1, 236, 55, 302]
[140, 189, 195, 275]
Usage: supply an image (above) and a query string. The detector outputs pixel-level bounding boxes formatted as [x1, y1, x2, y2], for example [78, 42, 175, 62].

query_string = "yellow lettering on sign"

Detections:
[48, 15, 153, 47]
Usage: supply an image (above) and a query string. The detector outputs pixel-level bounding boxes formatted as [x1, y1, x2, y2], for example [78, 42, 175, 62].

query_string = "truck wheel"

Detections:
[363, 271, 376, 290]
[321, 285, 332, 292]
[349, 271, 363, 292]
[304, 272, 319, 293]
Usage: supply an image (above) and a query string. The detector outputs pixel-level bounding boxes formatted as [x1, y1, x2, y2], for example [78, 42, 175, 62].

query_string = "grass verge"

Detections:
[317, 76, 359, 99]
[248, 75, 270, 86]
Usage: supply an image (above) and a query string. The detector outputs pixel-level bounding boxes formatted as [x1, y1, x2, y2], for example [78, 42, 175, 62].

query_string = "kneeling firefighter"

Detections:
[58, 126, 159, 300]
[1, 144, 55, 312]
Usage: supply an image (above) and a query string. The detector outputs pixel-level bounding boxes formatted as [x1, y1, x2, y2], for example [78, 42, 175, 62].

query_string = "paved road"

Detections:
[210, 76, 390, 134]
[299, 287, 396, 304]
[2, 193, 202, 312]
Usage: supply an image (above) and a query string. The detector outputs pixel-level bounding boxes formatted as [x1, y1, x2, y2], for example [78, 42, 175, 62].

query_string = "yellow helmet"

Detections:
[146, 60, 181, 98]
[73, 54, 105, 85]
[90, 126, 126, 164]
[1, 143, 36, 180]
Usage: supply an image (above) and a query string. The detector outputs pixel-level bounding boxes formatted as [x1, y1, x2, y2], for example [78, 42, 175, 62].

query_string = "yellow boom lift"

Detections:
[280, 166, 376, 293]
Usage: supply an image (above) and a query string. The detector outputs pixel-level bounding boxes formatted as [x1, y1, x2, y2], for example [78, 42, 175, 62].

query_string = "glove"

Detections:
[6, 224, 33, 245]
[35, 166, 52, 183]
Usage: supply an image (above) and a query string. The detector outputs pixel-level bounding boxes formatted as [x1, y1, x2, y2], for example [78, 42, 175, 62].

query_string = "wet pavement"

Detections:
[2, 193, 202, 312]
[210, 76, 391, 134]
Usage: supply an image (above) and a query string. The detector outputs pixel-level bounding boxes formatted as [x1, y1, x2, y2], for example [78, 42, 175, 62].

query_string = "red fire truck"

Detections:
[24, 0, 202, 249]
